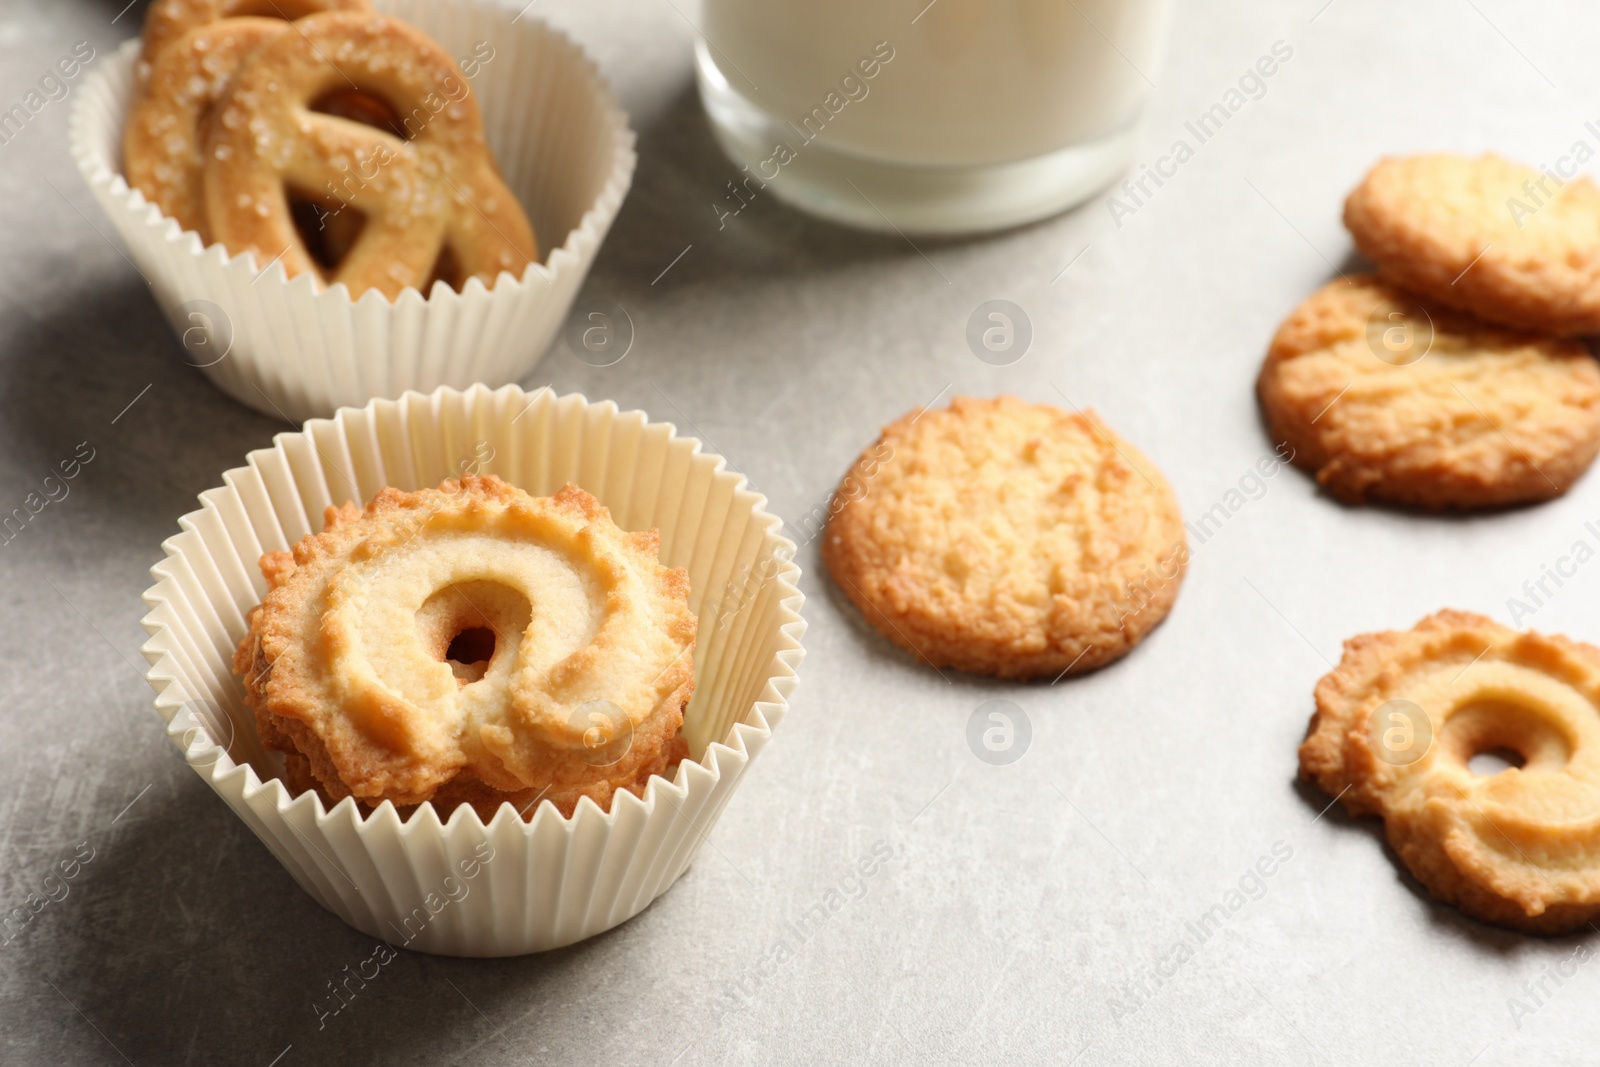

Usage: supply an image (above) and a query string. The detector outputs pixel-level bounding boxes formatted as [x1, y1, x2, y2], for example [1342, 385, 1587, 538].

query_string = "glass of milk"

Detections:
[696, 0, 1175, 234]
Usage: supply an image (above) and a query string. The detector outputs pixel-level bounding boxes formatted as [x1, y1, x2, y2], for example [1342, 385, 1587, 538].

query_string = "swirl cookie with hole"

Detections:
[1258, 275, 1600, 509]
[232, 475, 696, 819]
[822, 396, 1187, 680]
[1344, 153, 1600, 336]
[1301, 610, 1600, 933]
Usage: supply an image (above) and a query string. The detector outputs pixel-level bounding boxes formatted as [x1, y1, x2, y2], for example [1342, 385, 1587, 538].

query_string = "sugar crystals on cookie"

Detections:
[125, 0, 538, 299]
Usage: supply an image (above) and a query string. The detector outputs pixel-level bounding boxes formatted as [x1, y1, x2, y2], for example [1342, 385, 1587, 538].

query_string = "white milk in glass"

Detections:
[697, 0, 1174, 233]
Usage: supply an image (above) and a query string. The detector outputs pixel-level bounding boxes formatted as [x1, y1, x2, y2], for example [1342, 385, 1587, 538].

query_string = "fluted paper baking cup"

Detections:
[70, 1, 635, 423]
[139, 385, 805, 955]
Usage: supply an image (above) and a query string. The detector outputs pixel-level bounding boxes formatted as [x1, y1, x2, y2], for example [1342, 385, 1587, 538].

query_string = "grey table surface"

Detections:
[3, 0, 1599, 1063]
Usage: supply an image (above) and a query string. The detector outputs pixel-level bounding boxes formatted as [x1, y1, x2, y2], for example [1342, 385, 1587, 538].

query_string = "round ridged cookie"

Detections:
[822, 396, 1187, 680]
[1257, 275, 1600, 509]
[1345, 153, 1600, 335]
[1300, 610, 1600, 933]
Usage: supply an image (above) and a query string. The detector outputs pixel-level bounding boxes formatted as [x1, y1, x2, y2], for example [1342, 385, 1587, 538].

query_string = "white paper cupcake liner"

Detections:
[70, 0, 635, 423]
[140, 385, 806, 955]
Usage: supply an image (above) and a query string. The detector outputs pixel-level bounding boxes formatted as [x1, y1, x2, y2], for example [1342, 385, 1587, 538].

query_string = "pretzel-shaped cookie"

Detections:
[125, 18, 287, 241]
[205, 12, 537, 299]
[137, 0, 371, 87]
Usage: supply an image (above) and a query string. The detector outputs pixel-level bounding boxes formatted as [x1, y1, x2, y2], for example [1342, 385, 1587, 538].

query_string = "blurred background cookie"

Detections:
[1345, 153, 1600, 336]
[1258, 275, 1600, 509]
[822, 395, 1186, 680]
[1300, 609, 1600, 933]
[135, 0, 371, 88]
[123, 17, 286, 240]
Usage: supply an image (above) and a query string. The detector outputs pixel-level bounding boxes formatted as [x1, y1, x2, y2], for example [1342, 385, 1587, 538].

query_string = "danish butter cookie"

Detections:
[822, 396, 1187, 680]
[1258, 275, 1600, 509]
[1301, 610, 1600, 933]
[1345, 153, 1600, 335]
[233, 475, 696, 819]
